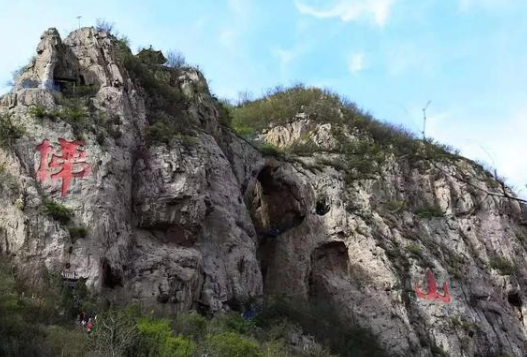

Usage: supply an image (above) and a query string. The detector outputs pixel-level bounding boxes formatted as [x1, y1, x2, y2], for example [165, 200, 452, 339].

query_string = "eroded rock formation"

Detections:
[1, 27, 526, 357]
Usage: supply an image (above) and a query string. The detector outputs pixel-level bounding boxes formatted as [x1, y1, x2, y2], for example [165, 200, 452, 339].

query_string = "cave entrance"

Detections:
[316, 196, 330, 216]
[508, 292, 522, 308]
[53, 77, 77, 93]
[101, 258, 123, 289]
[250, 165, 307, 291]
[251, 165, 305, 237]
[308, 241, 350, 300]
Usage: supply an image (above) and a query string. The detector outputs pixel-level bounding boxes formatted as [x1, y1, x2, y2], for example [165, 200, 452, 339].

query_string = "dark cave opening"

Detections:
[250, 165, 306, 236]
[316, 196, 330, 216]
[250, 165, 307, 291]
[101, 258, 123, 289]
[508, 292, 522, 308]
[308, 241, 350, 300]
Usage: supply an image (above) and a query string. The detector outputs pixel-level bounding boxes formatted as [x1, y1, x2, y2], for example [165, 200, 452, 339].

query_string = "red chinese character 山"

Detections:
[36, 138, 90, 196]
[414, 270, 451, 303]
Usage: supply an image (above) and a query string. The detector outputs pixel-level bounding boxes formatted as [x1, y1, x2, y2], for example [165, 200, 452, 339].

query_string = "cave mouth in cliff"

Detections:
[101, 258, 123, 289]
[508, 292, 522, 308]
[316, 196, 330, 216]
[308, 241, 350, 299]
[250, 165, 306, 237]
[250, 165, 307, 293]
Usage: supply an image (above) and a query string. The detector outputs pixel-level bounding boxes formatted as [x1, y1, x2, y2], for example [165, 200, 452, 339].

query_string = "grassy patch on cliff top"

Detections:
[116, 44, 195, 146]
[227, 84, 460, 162]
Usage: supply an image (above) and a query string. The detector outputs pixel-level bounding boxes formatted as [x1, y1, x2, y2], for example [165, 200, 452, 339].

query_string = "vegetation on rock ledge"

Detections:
[0, 259, 390, 357]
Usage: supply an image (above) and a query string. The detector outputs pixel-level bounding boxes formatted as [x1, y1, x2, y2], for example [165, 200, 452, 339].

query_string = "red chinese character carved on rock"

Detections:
[414, 270, 451, 303]
[36, 138, 90, 196]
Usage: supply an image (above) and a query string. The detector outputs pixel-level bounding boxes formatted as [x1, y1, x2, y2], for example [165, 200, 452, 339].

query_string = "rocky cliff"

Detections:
[1, 27, 526, 357]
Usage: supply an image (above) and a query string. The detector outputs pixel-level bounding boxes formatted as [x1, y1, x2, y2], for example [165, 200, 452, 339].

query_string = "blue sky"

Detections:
[1, 0, 526, 195]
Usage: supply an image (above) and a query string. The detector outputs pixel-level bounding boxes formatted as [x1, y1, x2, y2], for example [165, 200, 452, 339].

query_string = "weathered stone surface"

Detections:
[1, 27, 526, 357]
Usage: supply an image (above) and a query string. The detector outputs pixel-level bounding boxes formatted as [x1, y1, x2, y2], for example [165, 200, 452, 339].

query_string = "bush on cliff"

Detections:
[44, 201, 74, 224]
[227, 84, 460, 164]
[0, 113, 25, 147]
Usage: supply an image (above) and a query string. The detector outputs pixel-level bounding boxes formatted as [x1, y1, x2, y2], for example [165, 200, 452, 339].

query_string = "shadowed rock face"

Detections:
[251, 164, 306, 236]
[1, 27, 527, 357]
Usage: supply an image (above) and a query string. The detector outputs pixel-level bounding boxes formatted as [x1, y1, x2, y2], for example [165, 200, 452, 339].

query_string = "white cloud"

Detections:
[347, 53, 366, 74]
[294, 0, 398, 27]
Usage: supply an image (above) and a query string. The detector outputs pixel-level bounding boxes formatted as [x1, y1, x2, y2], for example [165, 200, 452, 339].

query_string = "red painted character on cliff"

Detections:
[36, 138, 90, 196]
[414, 270, 451, 303]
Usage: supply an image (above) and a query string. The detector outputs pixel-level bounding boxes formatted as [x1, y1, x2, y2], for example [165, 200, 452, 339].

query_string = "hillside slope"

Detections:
[1, 27, 526, 357]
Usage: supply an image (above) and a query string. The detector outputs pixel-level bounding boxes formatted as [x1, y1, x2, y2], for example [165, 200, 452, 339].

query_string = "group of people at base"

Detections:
[78, 312, 97, 334]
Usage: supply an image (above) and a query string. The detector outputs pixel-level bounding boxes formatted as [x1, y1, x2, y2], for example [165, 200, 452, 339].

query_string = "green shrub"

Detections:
[414, 205, 444, 218]
[232, 122, 257, 136]
[68, 226, 87, 240]
[44, 99, 90, 139]
[0, 113, 25, 147]
[214, 97, 233, 127]
[60, 102, 87, 124]
[162, 335, 196, 357]
[288, 137, 317, 156]
[261, 340, 293, 357]
[45, 325, 93, 357]
[173, 311, 207, 339]
[316, 157, 347, 171]
[231, 85, 342, 133]
[146, 121, 174, 145]
[344, 159, 381, 182]
[29, 104, 54, 120]
[489, 257, 517, 275]
[119, 44, 190, 137]
[208, 332, 262, 357]
[383, 201, 407, 214]
[146, 120, 198, 147]
[406, 244, 423, 259]
[137, 318, 196, 357]
[30, 101, 91, 139]
[177, 134, 200, 148]
[210, 312, 256, 336]
[137, 317, 172, 357]
[259, 143, 283, 157]
[44, 201, 74, 224]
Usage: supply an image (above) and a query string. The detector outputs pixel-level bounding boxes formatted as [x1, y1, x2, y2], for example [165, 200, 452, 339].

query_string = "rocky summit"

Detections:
[1, 27, 527, 357]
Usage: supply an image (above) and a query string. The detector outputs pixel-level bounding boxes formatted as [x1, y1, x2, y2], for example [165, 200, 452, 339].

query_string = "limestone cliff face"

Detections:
[1, 27, 527, 357]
